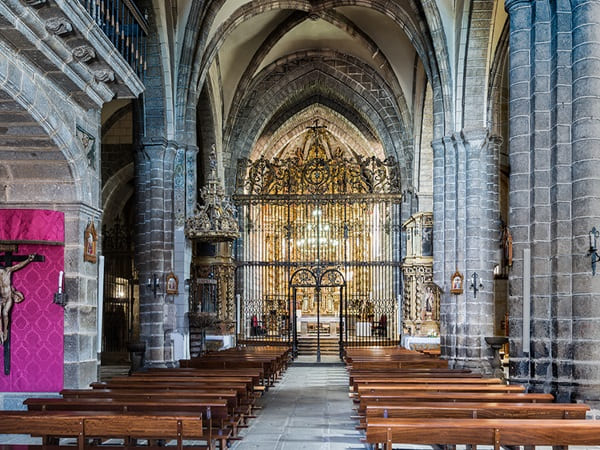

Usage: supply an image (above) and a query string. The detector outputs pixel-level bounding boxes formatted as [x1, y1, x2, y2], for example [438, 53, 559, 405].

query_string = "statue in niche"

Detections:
[0, 254, 36, 345]
[421, 286, 433, 320]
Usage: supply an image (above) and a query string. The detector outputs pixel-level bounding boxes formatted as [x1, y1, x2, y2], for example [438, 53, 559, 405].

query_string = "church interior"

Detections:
[1, 0, 600, 446]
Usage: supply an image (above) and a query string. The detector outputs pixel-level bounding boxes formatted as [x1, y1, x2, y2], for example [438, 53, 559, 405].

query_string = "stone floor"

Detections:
[230, 357, 367, 449]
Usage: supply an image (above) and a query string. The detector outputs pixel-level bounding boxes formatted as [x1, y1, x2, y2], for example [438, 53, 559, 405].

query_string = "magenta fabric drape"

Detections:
[0, 209, 65, 392]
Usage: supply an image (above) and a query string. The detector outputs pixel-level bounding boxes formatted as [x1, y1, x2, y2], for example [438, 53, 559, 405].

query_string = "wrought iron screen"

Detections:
[102, 218, 135, 353]
[234, 125, 403, 351]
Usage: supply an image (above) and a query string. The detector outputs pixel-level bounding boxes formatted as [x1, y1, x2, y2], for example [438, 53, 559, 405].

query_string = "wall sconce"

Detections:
[470, 272, 483, 298]
[53, 270, 68, 307]
[147, 274, 160, 297]
[588, 227, 600, 275]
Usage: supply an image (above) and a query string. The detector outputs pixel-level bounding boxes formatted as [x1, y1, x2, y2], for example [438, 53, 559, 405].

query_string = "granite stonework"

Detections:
[502, 0, 600, 403]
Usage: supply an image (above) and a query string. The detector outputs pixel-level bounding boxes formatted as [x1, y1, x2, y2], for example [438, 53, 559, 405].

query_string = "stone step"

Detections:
[297, 337, 340, 355]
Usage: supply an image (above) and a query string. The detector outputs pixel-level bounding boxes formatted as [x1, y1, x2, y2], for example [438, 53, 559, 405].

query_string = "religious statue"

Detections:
[422, 286, 434, 320]
[501, 223, 513, 267]
[0, 254, 35, 345]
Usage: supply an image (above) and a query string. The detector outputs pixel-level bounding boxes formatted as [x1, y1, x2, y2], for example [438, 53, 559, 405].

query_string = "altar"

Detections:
[400, 335, 440, 351]
[299, 314, 340, 336]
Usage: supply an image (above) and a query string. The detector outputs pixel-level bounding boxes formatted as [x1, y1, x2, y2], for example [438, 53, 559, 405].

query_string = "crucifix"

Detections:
[0, 245, 44, 375]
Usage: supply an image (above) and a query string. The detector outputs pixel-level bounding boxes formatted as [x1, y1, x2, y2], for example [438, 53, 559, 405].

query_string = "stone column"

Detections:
[549, 0, 574, 403]
[571, 0, 600, 402]
[432, 137, 454, 361]
[505, 0, 533, 385]
[135, 138, 177, 367]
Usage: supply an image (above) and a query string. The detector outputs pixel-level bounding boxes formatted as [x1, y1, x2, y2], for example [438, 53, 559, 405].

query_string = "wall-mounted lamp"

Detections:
[470, 272, 483, 298]
[53, 270, 68, 307]
[147, 274, 160, 297]
[588, 227, 600, 275]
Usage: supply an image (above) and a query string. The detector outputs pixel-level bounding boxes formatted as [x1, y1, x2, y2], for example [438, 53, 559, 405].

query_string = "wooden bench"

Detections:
[357, 391, 554, 414]
[350, 359, 448, 369]
[351, 377, 504, 393]
[366, 417, 600, 450]
[140, 368, 265, 389]
[24, 398, 227, 450]
[90, 380, 256, 425]
[356, 383, 525, 396]
[358, 401, 590, 429]
[348, 368, 480, 386]
[179, 359, 279, 386]
[0, 411, 205, 450]
[86, 384, 254, 428]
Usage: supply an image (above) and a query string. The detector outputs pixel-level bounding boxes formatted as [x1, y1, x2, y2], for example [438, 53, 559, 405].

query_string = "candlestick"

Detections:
[58, 271, 63, 294]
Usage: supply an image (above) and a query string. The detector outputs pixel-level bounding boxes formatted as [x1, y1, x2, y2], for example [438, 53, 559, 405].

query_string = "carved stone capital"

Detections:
[94, 69, 115, 83]
[45, 17, 73, 36]
[72, 45, 95, 63]
[504, 0, 532, 14]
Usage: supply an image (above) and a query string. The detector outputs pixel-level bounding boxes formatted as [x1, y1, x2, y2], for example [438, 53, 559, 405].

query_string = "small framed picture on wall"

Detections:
[166, 272, 178, 294]
[84, 221, 97, 263]
[450, 270, 463, 295]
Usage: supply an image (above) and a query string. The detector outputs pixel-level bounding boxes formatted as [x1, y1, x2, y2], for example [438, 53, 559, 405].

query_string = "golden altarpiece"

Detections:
[234, 121, 403, 350]
[401, 212, 440, 337]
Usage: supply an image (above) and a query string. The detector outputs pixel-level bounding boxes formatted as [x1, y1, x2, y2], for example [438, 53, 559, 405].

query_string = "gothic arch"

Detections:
[458, 0, 509, 131]
[253, 104, 383, 162]
[175, 0, 453, 144]
[0, 81, 81, 204]
[223, 10, 407, 151]
[225, 52, 413, 189]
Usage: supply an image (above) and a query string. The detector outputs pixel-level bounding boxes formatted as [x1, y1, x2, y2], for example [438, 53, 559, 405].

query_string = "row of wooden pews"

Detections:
[0, 345, 290, 450]
[345, 346, 600, 450]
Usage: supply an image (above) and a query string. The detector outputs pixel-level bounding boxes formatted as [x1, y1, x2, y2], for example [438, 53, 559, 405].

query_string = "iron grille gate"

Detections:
[234, 124, 403, 354]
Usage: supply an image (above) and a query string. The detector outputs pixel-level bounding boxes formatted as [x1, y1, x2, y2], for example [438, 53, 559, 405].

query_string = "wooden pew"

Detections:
[179, 359, 278, 386]
[351, 377, 504, 393]
[366, 417, 600, 450]
[140, 368, 265, 389]
[357, 391, 554, 414]
[348, 368, 480, 386]
[350, 359, 448, 369]
[0, 411, 205, 450]
[24, 398, 226, 450]
[359, 401, 590, 429]
[90, 380, 256, 426]
[356, 384, 525, 396]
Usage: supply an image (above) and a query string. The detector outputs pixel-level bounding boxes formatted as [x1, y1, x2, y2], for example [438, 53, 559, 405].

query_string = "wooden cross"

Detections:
[0, 247, 45, 268]
[0, 245, 44, 375]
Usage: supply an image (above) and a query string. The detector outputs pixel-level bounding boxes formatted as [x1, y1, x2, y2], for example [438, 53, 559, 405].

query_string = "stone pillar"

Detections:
[432, 136, 455, 362]
[549, 0, 574, 403]
[433, 130, 499, 372]
[63, 205, 102, 388]
[135, 138, 177, 367]
[571, 0, 600, 402]
[506, 0, 580, 400]
[505, 0, 534, 386]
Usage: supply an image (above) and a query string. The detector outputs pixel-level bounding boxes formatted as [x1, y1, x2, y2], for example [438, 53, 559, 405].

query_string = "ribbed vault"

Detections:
[224, 51, 413, 190]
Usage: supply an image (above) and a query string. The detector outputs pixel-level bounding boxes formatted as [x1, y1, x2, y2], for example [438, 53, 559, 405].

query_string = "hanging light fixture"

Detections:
[185, 145, 240, 242]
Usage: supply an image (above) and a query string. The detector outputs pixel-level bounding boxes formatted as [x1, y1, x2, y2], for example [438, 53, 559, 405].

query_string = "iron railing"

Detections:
[78, 0, 148, 79]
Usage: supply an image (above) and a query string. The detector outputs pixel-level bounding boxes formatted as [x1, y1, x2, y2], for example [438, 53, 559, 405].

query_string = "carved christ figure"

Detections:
[0, 254, 35, 344]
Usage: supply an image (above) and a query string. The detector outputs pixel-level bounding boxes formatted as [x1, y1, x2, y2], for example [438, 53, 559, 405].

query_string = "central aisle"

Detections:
[231, 360, 366, 449]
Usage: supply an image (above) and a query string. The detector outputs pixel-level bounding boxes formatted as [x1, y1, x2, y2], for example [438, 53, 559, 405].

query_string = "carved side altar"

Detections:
[402, 212, 440, 337]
